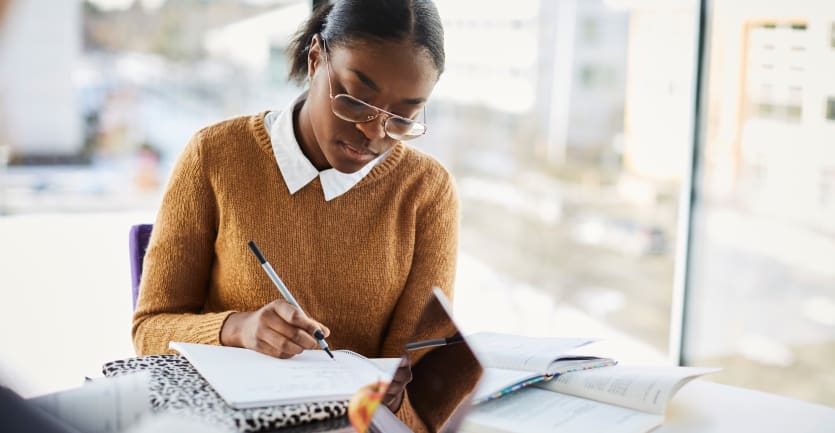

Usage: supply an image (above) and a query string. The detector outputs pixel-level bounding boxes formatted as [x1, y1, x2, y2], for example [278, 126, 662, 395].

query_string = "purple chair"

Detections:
[128, 224, 153, 311]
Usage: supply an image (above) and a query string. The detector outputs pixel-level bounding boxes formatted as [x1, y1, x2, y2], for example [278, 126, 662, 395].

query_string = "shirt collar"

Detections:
[266, 93, 390, 201]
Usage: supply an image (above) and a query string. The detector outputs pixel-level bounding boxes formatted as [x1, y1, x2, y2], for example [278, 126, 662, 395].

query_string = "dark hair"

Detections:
[287, 0, 445, 83]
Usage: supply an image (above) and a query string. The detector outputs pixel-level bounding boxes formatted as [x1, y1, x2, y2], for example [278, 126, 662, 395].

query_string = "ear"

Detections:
[307, 34, 324, 80]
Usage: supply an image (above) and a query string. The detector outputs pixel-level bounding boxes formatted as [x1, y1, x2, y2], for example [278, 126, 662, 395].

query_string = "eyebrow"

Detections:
[348, 68, 427, 106]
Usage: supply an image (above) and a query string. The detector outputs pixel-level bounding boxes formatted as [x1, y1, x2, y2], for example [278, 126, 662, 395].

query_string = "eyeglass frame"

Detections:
[318, 35, 428, 141]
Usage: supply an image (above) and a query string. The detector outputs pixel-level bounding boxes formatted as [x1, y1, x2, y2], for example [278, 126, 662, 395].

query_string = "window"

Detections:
[685, 3, 835, 406]
[583, 17, 599, 44]
[819, 169, 835, 207]
[432, 0, 687, 360]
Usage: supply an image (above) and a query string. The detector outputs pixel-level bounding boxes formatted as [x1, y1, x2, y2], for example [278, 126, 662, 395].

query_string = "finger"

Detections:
[253, 326, 305, 358]
[394, 356, 412, 382]
[264, 306, 319, 350]
[383, 386, 401, 400]
[314, 321, 331, 338]
[383, 389, 404, 411]
[398, 355, 410, 367]
[274, 302, 328, 342]
[386, 381, 405, 392]
[392, 376, 412, 388]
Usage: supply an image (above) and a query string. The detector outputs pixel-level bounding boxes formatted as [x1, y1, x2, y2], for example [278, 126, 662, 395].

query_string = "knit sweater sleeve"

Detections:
[382, 166, 461, 432]
[381, 168, 459, 356]
[131, 131, 233, 356]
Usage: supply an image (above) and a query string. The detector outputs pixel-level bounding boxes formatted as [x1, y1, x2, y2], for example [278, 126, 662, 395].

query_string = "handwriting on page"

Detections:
[245, 362, 367, 395]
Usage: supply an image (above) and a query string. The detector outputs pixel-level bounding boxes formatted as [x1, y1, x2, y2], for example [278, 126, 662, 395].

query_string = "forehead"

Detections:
[328, 39, 438, 101]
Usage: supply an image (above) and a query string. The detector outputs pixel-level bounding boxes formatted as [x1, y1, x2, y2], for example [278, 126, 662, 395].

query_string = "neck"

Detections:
[295, 98, 331, 171]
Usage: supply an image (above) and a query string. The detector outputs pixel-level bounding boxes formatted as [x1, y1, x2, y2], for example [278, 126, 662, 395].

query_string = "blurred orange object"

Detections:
[0, 0, 10, 27]
[347, 380, 388, 433]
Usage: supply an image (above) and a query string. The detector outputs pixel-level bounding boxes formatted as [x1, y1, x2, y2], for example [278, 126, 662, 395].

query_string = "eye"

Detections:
[392, 107, 422, 120]
[388, 117, 412, 127]
[342, 97, 368, 109]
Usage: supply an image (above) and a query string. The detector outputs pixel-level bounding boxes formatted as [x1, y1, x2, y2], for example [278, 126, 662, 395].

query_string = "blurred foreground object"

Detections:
[0, 0, 9, 25]
[348, 380, 388, 433]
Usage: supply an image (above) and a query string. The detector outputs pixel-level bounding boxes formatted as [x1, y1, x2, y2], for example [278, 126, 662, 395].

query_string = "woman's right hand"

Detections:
[220, 300, 331, 359]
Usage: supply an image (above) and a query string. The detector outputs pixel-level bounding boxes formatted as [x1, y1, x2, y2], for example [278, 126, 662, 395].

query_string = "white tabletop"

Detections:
[658, 380, 835, 433]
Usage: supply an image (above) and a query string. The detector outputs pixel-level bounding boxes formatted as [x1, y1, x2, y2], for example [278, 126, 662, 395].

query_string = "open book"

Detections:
[170, 342, 398, 409]
[461, 365, 719, 433]
[466, 332, 616, 404]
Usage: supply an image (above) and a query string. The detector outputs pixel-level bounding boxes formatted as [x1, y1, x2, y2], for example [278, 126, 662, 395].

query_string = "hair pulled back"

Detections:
[287, 0, 445, 83]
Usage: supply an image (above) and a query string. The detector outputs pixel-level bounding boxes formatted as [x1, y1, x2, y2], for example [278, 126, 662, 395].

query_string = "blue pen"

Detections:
[247, 240, 334, 359]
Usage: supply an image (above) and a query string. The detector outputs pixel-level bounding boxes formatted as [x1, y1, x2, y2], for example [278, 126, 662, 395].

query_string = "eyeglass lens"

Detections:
[331, 94, 426, 141]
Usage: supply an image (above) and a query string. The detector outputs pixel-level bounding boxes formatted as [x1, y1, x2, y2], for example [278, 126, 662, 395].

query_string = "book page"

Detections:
[170, 342, 388, 409]
[462, 387, 662, 433]
[466, 332, 594, 372]
[28, 372, 152, 433]
[536, 365, 719, 414]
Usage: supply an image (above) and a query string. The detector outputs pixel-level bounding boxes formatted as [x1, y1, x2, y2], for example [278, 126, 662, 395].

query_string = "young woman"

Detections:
[132, 1, 459, 431]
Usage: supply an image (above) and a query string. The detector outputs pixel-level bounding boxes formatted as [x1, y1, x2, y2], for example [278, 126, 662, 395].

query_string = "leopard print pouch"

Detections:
[102, 355, 348, 432]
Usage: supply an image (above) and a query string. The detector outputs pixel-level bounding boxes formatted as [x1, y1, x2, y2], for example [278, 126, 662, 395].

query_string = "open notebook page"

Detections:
[536, 365, 720, 414]
[171, 342, 390, 409]
[462, 387, 662, 433]
[466, 333, 594, 372]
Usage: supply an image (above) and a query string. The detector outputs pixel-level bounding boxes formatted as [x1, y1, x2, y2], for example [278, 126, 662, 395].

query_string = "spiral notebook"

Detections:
[169, 342, 398, 409]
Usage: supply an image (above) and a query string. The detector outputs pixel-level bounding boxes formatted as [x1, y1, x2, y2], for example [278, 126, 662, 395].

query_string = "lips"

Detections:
[338, 140, 376, 163]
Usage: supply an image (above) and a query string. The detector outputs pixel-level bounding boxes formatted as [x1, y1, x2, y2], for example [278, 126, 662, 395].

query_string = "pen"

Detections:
[405, 334, 464, 351]
[247, 240, 334, 359]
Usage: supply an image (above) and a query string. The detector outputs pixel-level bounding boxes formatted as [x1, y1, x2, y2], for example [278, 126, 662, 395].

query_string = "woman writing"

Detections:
[132, 1, 458, 431]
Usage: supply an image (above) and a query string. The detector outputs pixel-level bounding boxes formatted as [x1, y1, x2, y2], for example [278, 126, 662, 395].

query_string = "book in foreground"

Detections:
[169, 342, 398, 409]
[465, 332, 616, 404]
[460, 365, 719, 433]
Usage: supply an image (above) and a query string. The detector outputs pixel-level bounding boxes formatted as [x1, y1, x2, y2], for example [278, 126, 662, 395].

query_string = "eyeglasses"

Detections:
[321, 38, 428, 141]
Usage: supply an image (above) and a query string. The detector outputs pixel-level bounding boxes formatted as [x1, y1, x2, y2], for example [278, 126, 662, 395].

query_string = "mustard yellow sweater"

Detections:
[132, 112, 459, 432]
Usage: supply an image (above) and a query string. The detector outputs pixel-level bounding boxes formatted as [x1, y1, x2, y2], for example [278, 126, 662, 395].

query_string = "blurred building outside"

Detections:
[0, 0, 84, 162]
[685, 0, 835, 405]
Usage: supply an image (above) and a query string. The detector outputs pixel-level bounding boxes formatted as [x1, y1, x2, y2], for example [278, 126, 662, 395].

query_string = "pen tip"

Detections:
[324, 347, 334, 359]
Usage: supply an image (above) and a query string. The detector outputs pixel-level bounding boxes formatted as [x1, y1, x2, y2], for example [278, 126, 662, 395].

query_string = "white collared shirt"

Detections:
[264, 96, 390, 201]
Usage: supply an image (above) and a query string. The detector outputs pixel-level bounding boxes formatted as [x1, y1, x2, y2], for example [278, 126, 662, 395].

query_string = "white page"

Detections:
[367, 357, 402, 375]
[537, 365, 720, 414]
[28, 372, 151, 433]
[171, 342, 387, 409]
[466, 332, 594, 372]
[463, 387, 662, 433]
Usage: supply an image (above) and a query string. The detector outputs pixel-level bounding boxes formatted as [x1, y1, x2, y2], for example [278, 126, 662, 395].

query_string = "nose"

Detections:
[354, 115, 387, 141]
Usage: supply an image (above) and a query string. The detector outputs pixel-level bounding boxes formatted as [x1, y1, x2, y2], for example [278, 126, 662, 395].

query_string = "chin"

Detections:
[325, 155, 364, 173]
